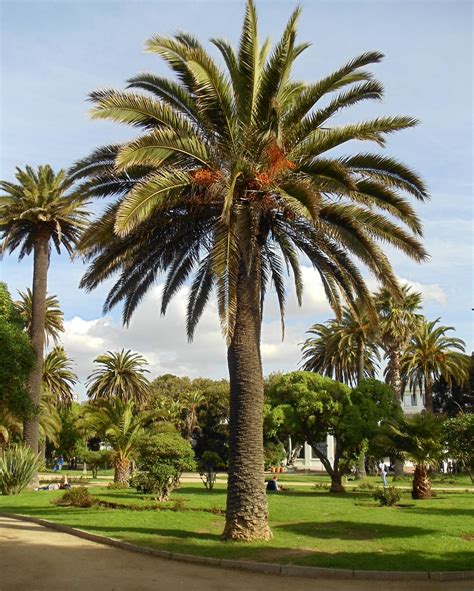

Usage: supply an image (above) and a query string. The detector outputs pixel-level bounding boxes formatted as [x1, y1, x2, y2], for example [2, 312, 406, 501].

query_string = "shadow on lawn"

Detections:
[274, 520, 437, 540]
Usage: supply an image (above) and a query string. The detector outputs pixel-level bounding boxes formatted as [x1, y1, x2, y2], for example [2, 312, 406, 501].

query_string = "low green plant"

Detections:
[0, 444, 43, 495]
[107, 481, 129, 489]
[372, 486, 401, 506]
[198, 451, 225, 492]
[54, 486, 96, 508]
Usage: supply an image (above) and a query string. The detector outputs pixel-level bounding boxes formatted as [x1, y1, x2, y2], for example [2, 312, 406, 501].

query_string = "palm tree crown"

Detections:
[42, 346, 78, 408]
[401, 318, 469, 412]
[86, 349, 151, 405]
[16, 289, 65, 346]
[71, 0, 429, 540]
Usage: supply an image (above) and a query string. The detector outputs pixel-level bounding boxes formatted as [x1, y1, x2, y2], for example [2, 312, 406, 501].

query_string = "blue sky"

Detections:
[1, 0, 472, 392]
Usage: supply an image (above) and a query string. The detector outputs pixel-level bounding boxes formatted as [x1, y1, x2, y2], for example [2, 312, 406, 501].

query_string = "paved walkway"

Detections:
[0, 516, 468, 591]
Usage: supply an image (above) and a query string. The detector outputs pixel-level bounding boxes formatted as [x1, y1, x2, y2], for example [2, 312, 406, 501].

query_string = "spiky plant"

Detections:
[0, 165, 89, 459]
[86, 349, 151, 406]
[15, 289, 65, 346]
[72, 1, 428, 539]
[0, 443, 43, 495]
[401, 319, 469, 413]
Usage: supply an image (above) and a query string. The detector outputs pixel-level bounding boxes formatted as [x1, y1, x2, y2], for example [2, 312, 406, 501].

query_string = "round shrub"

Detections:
[54, 486, 96, 508]
[372, 486, 401, 507]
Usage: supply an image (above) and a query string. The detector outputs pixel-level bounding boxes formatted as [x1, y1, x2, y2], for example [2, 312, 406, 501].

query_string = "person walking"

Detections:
[379, 461, 388, 487]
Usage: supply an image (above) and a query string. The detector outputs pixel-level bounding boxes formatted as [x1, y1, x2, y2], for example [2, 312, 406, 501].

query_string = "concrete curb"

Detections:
[1, 512, 472, 583]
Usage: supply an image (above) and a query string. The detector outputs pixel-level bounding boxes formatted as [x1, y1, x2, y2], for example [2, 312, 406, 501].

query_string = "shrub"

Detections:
[0, 444, 43, 495]
[107, 481, 128, 490]
[198, 451, 225, 492]
[264, 441, 287, 470]
[54, 486, 96, 508]
[132, 433, 195, 501]
[372, 486, 401, 507]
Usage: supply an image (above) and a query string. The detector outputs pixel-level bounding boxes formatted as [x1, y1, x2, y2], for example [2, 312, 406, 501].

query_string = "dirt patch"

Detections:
[460, 534, 474, 541]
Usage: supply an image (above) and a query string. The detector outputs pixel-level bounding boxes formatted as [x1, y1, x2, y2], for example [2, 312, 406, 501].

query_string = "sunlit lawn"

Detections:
[1, 483, 473, 572]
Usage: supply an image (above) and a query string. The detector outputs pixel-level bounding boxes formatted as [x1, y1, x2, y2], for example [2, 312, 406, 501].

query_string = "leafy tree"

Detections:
[15, 289, 64, 346]
[380, 413, 445, 499]
[73, 2, 428, 539]
[401, 319, 470, 413]
[268, 372, 398, 492]
[86, 349, 151, 406]
[132, 433, 195, 500]
[443, 414, 474, 483]
[375, 284, 423, 402]
[42, 346, 78, 408]
[301, 302, 380, 385]
[0, 283, 34, 431]
[433, 354, 474, 415]
[0, 165, 88, 456]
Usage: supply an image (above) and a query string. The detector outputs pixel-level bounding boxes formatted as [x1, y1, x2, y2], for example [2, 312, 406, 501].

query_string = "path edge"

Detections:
[1, 512, 472, 583]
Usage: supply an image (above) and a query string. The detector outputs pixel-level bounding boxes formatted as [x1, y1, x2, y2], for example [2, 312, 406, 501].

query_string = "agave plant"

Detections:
[0, 443, 43, 495]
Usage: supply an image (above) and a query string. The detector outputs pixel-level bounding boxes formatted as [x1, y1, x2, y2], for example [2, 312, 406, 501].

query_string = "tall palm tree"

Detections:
[401, 319, 469, 413]
[301, 304, 380, 386]
[72, 2, 428, 540]
[15, 289, 64, 346]
[0, 165, 88, 457]
[375, 284, 423, 401]
[86, 349, 151, 406]
[42, 346, 78, 408]
[83, 399, 145, 484]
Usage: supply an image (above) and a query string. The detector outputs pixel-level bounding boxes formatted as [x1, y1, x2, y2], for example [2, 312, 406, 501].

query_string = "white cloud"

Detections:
[398, 277, 448, 306]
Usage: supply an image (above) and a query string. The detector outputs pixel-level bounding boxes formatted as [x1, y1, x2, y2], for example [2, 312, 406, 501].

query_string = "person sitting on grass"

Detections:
[266, 476, 284, 492]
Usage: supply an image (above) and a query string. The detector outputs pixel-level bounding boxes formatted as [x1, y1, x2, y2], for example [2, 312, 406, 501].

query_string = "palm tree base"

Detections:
[223, 518, 272, 542]
[412, 464, 432, 499]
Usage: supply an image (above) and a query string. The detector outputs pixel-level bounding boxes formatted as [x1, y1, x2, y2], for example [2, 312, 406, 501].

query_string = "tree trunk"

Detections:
[355, 454, 367, 480]
[412, 463, 432, 499]
[387, 348, 403, 402]
[223, 261, 271, 542]
[424, 375, 434, 413]
[329, 473, 346, 493]
[393, 457, 405, 479]
[114, 456, 130, 484]
[23, 234, 49, 486]
[354, 346, 367, 480]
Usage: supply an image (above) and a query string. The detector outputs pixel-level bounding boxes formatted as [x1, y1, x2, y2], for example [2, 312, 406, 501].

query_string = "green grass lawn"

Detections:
[1, 483, 473, 572]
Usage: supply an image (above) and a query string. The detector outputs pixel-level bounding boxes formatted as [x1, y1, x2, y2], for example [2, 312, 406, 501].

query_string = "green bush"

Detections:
[132, 433, 195, 501]
[0, 444, 43, 495]
[264, 441, 286, 470]
[54, 486, 95, 508]
[372, 486, 401, 506]
[107, 481, 129, 489]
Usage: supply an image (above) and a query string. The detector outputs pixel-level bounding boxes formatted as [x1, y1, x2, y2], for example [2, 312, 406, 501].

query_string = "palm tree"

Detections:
[0, 165, 88, 457]
[72, 2, 428, 540]
[375, 284, 423, 401]
[381, 413, 445, 499]
[15, 289, 65, 346]
[83, 399, 145, 484]
[42, 346, 78, 408]
[86, 349, 151, 406]
[181, 390, 205, 441]
[401, 319, 469, 413]
[301, 304, 380, 386]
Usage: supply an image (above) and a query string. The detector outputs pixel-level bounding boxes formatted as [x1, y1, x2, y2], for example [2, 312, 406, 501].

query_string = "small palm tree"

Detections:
[15, 289, 64, 346]
[181, 390, 205, 441]
[73, 1, 428, 539]
[301, 303, 379, 386]
[375, 284, 423, 401]
[42, 346, 78, 408]
[84, 399, 145, 484]
[0, 165, 88, 456]
[86, 349, 151, 406]
[401, 319, 469, 412]
[382, 413, 445, 499]
[39, 393, 62, 451]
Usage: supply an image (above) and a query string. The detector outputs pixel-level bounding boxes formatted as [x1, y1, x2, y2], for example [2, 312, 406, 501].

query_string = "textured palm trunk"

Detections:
[387, 347, 405, 479]
[412, 463, 432, 499]
[223, 261, 271, 541]
[424, 374, 434, 413]
[24, 234, 49, 484]
[354, 343, 367, 480]
[114, 456, 130, 484]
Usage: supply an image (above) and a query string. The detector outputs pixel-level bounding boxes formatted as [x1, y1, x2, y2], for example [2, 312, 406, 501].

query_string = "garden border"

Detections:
[1, 512, 472, 583]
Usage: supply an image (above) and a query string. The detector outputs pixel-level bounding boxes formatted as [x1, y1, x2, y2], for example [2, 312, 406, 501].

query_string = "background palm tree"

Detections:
[83, 399, 145, 484]
[15, 289, 64, 346]
[0, 165, 88, 459]
[86, 349, 151, 406]
[401, 318, 469, 413]
[301, 304, 380, 386]
[375, 284, 423, 402]
[42, 346, 78, 408]
[72, 1, 428, 540]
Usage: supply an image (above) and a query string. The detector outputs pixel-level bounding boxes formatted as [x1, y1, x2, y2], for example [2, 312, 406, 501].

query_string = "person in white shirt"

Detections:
[379, 462, 388, 487]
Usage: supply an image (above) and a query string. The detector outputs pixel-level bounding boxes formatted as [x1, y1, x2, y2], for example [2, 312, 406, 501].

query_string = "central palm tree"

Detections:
[73, 1, 428, 540]
[0, 165, 88, 459]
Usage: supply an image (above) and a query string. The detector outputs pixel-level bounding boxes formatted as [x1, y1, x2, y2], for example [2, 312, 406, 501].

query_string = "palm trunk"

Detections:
[424, 375, 434, 413]
[387, 347, 405, 479]
[24, 234, 49, 486]
[412, 463, 432, 499]
[114, 456, 130, 484]
[223, 261, 271, 541]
